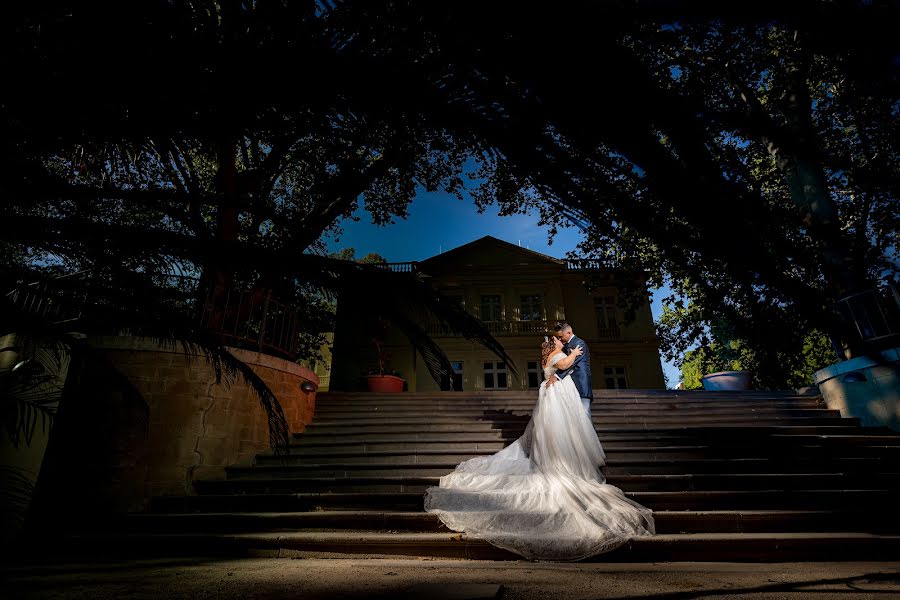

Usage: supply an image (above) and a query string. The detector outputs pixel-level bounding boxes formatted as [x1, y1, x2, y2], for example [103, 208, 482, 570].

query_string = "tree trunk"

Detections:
[194, 139, 240, 340]
[764, 46, 868, 358]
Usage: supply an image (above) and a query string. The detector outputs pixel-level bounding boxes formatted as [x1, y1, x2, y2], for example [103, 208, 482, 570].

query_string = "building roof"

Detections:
[417, 236, 563, 272]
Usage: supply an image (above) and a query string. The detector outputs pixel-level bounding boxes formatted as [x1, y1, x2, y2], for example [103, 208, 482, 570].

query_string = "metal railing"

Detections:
[6, 269, 303, 360]
[836, 284, 900, 344]
[199, 285, 300, 359]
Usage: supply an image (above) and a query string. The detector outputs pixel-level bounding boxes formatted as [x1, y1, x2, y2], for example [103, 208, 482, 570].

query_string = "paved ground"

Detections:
[3, 558, 900, 599]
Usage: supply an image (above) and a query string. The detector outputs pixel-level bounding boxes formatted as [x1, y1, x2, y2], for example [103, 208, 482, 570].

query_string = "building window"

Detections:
[441, 361, 464, 391]
[520, 295, 543, 321]
[594, 296, 617, 328]
[480, 295, 502, 322]
[483, 361, 508, 389]
[594, 296, 620, 338]
[604, 366, 627, 389]
[527, 360, 543, 389]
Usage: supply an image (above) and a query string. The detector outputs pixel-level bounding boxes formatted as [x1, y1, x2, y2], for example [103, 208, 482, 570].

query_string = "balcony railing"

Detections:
[564, 258, 618, 270]
[381, 259, 615, 275]
[596, 326, 622, 339]
[424, 319, 556, 338]
[423, 318, 624, 339]
[378, 262, 419, 274]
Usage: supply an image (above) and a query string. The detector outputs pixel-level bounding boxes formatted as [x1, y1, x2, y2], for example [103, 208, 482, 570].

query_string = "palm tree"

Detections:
[0, 1, 520, 539]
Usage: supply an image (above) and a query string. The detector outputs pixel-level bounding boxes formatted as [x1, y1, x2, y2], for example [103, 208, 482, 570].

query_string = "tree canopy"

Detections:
[317, 1, 898, 386]
[3, 1, 897, 393]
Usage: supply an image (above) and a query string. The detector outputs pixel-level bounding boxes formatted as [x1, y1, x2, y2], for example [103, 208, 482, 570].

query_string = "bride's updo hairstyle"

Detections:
[540, 336, 556, 367]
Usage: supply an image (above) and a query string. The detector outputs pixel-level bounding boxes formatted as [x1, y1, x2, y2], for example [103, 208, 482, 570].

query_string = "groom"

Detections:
[549, 322, 593, 416]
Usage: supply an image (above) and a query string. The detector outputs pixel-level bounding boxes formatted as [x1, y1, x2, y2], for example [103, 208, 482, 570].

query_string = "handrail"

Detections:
[6, 269, 303, 360]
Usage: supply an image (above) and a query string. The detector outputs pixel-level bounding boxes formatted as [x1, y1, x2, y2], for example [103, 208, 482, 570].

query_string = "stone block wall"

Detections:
[82, 337, 318, 502]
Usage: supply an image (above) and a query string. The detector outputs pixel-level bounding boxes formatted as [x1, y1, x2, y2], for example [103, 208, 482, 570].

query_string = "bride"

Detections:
[423, 335, 655, 561]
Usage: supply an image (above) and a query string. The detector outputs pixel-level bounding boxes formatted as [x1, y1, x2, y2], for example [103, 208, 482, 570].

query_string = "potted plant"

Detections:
[365, 318, 405, 393]
[698, 327, 752, 391]
[701, 368, 752, 391]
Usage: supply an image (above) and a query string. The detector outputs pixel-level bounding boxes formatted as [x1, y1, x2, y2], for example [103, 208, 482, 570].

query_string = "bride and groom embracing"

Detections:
[424, 322, 655, 561]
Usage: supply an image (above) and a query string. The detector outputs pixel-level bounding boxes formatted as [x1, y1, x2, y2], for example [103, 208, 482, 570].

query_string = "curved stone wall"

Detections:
[85, 336, 318, 499]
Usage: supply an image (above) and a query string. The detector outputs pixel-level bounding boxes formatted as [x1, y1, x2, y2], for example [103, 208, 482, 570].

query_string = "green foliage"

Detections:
[2, 0, 520, 372]
[3, 3, 896, 412]
[330, 3, 896, 372]
[672, 310, 837, 390]
[328, 248, 388, 265]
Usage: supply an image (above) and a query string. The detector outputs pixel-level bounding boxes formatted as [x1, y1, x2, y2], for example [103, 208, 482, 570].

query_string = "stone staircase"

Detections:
[87, 390, 900, 561]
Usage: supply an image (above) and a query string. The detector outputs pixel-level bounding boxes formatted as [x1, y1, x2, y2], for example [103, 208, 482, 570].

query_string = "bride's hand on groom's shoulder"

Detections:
[571, 345, 584, 357]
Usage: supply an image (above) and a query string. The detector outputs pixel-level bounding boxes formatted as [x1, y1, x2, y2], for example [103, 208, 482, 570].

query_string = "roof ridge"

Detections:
[418, 235, 563, 265]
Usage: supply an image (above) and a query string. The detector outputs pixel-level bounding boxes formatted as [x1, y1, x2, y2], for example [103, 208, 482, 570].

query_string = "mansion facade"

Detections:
[328, 236, 665, 392]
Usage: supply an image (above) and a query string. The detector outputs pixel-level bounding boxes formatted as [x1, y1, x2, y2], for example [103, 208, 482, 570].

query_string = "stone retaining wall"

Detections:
[85, 336, 318, 499]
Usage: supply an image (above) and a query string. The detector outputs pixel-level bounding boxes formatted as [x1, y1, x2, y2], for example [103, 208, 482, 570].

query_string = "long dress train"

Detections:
[423, 351, 655, 561]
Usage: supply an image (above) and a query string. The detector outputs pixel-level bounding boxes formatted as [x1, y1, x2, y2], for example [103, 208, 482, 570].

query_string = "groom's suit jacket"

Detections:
[557, 335, 592, 400]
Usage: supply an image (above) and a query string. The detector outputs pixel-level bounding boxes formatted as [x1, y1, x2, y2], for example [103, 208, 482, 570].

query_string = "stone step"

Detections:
[260, 445, 900, 462]
[314, 400, 823, 412]
[307, 412, 843, 425]
[290, 440, 514, 452]
[315, 400, 824, 409]
[293, 425, 878, 441]
[198, 472, 900, 493]
[62, 531, 900, 562]
[318, 390, 820, 401]
[152, 489, 900, 513]
[117, 508, 900, 535]
[237, 457, 898, 477]
[312, 407, 833, 419]
[303, 418, 859, 435]
[290, 431, 900, 446]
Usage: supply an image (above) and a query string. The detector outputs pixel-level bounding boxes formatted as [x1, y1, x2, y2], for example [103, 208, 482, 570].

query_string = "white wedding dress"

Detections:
[423, 351, 655, 561]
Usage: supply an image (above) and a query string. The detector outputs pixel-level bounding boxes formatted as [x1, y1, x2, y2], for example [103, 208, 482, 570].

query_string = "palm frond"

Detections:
[0, 331, 67, 449]
[0, 466, 36, 536]
[387, 312, 461, 389]
[2, 269, 289, 456]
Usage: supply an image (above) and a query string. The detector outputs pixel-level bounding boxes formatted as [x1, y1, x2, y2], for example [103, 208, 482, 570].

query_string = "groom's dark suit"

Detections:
[556, 334, 593, 416]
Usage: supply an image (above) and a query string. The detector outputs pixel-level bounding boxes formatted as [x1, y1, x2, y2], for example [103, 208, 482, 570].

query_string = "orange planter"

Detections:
[366, 374, 405, 393]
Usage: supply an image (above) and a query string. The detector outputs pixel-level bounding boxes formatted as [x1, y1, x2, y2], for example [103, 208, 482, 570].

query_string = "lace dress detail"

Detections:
[423, 351, 655, 561]
[543, 351, 566, 380]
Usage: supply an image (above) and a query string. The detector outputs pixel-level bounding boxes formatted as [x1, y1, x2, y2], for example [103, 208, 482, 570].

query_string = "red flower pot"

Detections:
[366, 374, 405, 393]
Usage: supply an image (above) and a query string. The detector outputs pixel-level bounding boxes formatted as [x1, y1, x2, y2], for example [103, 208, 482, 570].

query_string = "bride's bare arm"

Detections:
[553, 345, 583, 370]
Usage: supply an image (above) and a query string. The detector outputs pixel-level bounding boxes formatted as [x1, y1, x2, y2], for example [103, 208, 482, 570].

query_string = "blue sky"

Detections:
[322, 188, 681, 388]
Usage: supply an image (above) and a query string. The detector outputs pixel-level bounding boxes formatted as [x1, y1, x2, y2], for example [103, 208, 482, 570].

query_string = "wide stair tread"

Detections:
[67, 531, 900, 562]
[74, 389, 900, 562]
[120, 508, 900, 534]
[151, 489, 900, 512]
